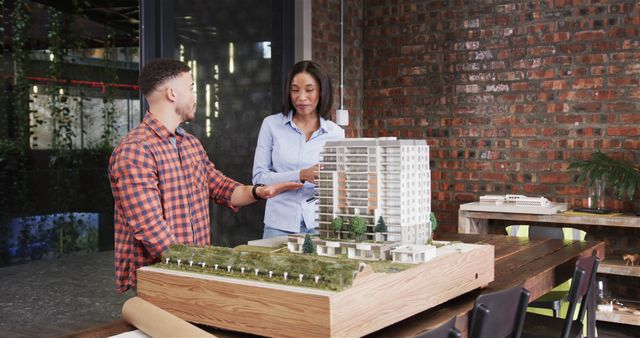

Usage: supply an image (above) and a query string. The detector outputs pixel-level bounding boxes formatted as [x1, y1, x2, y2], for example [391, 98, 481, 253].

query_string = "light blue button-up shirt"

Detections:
[252, 111, 345, 232]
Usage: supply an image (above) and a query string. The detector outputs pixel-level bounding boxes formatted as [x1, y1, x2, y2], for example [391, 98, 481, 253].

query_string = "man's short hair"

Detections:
[139, 59, 191, 97]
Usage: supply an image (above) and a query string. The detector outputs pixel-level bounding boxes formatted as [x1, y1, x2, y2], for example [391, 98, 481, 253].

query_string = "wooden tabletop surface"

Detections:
[67, 234, 605, 338]
[367, 233, 605, 337]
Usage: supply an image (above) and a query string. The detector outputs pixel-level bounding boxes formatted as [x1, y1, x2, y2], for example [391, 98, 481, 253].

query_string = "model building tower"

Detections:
[317, 138, 431, 245]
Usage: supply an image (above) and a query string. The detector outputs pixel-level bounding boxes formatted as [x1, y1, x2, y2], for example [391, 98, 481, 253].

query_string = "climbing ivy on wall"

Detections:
[12, 0, 30, 150]
[100, 34, 119, 149]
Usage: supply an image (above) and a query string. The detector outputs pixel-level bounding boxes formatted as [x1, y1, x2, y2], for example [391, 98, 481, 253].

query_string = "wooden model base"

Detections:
[137, 242, 494, 337]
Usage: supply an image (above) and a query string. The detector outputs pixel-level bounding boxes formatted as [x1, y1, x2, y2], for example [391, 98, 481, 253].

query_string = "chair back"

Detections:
[529, 226, 564, 239]
[469, 284, 530, 338]
[505, 225, 586, 241]
[414, 316, 461, 338]
[561, 254, 599, 338]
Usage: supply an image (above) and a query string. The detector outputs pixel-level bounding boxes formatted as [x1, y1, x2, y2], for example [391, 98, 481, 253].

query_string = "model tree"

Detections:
[331, 217, 343, 239]
[375, 216, 387, 232]
[302, 234, 315, 254]
[350, 216, 366, 241]
[430, 212, 438, 233]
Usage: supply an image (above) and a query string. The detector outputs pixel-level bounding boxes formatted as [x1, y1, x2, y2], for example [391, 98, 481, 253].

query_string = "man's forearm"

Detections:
[230, 185, 258, 207]
[229, 182, 302, 207]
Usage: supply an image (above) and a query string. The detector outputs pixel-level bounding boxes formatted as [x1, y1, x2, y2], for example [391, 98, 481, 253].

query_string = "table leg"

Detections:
[458, 211, 488, 234]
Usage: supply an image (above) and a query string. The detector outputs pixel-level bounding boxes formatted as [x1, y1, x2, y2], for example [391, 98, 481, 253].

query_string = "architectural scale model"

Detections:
[137, 137, 495, 338]
[288, 137, 437, 264]
[479, 194, 551, 207]
[460, 194, 568, 216]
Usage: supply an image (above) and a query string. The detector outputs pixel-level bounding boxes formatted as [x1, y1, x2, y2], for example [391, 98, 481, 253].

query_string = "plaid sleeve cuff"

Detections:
[207, 162, 242, 211]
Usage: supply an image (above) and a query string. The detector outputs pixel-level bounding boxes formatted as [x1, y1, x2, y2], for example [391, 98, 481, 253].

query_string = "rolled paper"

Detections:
[122, 297, 215, 337]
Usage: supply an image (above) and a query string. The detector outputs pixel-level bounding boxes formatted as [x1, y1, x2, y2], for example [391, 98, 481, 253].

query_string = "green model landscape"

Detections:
[154, 242, 412, 291]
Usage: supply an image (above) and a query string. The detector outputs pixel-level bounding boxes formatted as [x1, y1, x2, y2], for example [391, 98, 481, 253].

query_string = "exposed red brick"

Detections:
[527, 69, 555, 79]
[527, 140, 553, 148]
[542, 32, 570, 42]
[542, 80, 568, 90]
[620, 114, 640, 124]
[593, 90, 619, 100]
[540, 173, 572, 184]
[316, 0, 640, 229]
[608, 77, 640, 87]
[607, 127, 639, 136]
[574, 30, 606, 41]
[572, 78, 604, 89]
[511, 128, 537, 137]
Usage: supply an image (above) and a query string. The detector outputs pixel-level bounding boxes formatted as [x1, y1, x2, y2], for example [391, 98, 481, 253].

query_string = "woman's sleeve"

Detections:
[252, 118, 301, 185]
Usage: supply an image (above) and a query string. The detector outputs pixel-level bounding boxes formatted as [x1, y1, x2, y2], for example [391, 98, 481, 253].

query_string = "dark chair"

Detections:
[414, 316, 461, 338]
[505, 225, 586, 318]
[522, 253, 600, 338]
[469, 284, 531, 338]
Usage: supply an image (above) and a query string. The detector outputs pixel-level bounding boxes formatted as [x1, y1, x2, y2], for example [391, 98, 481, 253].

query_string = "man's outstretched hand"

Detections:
[257, 181, 303, 199]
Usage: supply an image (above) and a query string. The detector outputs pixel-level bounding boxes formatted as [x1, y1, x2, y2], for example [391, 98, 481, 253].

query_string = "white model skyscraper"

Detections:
[317, 138, 431, 245]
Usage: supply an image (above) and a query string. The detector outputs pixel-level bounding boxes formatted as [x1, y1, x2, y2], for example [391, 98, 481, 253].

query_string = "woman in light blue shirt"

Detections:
[253, 61, 345, 239]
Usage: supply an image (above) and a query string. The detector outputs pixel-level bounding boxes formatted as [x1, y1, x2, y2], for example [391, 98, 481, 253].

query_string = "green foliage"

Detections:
[569, 150, 640, 201]
[430, 212, 438, 233]
[48, 8, 75, 151]
[331, 217, 343, 239]
[12, 0, 31, 150]
[160, 244, 366, 291]
[0, 1, 118, 264]
[350, 216, 366, 241]
[99, 34, 119, 148]
[52, 214, 81, 255]
[76, 226, 98, 252]
[302, 234, 315, 254]
[375, 216, 387, 232]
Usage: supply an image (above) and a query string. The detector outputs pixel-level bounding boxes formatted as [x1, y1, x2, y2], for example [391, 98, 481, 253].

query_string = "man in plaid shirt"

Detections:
[109, 59, 301, 293]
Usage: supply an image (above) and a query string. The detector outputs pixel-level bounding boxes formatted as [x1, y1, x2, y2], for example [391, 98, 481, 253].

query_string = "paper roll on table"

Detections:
[122, 297, 215, 337]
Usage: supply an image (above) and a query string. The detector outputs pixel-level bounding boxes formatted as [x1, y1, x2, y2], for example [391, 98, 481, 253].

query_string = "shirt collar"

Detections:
[283, 110, 328, 134]
[143, 111, 185, 139]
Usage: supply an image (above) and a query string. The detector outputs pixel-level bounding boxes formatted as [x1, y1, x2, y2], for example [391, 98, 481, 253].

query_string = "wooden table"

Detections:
[68, 234, 605, 338]
[458, 208, 639, 234]
[457, 207, 640, 327]
[367, 233, 605, 338]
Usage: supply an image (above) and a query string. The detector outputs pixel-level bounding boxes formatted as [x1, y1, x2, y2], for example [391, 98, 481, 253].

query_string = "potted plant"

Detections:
[569, 150, 640, 214]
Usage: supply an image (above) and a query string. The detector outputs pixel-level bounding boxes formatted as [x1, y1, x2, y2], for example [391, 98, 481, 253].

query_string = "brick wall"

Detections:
[312, 0, 364, 137]
[313, 0, 640, 232]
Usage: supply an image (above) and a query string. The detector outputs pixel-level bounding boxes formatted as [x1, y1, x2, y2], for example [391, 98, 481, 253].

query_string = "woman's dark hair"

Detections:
[282, 60, 333, 119]
[139, 59, 191, 97]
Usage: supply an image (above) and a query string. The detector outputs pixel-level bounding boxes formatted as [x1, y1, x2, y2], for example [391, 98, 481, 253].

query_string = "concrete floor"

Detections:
[0, 250, 637, 338]
[0, 251, 133, 338]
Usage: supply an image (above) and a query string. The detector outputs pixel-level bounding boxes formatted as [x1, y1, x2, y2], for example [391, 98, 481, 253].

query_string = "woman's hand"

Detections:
[299, 164, 319, 184]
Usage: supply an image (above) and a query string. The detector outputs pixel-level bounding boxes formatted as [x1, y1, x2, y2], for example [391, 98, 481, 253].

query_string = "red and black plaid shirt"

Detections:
[109, 112, 241, 293]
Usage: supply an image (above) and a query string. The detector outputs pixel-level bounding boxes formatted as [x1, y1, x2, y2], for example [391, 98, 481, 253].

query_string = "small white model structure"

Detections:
[288, 137, 436, 264]
[390, 244, 437, 264]
[479, 194, 551, 207]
